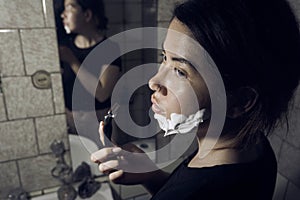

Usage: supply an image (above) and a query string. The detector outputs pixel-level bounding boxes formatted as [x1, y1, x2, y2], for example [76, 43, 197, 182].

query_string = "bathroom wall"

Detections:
[0, 0, 70, 198]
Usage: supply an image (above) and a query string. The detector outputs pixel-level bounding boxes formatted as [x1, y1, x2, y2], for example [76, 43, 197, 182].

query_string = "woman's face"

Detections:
[149, 18, 211, 119]
[61, 0, 86, 34]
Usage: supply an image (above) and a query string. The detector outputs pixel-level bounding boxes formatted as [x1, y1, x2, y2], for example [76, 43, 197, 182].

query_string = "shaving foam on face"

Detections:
[64, 25, 71, 34]
[154, 109, 206, 136]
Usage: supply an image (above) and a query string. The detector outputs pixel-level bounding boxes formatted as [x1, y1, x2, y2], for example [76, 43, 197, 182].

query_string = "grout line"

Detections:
[15, 160, 23, 188]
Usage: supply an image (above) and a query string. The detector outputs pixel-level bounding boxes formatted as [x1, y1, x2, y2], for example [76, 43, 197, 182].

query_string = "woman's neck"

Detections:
[188, 135, 261, 168]
[74, 29, 105, 49]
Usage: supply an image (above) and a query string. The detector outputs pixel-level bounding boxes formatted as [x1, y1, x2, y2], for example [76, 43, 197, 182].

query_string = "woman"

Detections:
[91, 0, 300, 199]
[59, 0, 122, 145]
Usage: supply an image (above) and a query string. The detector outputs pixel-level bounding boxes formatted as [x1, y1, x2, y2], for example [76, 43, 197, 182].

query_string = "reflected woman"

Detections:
[59, 0, 122, 145]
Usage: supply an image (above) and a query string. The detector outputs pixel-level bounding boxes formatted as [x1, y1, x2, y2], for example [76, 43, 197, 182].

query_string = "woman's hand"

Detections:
[91, 121, 160, 185]
[91, 121, 170, 194]
[59, 45, 79, 68]
[91, 143, 159, 185]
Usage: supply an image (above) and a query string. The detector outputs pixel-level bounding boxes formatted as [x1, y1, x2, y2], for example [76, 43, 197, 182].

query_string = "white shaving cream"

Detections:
[64, 25, 71, 34]
[154, 109, 206, 136]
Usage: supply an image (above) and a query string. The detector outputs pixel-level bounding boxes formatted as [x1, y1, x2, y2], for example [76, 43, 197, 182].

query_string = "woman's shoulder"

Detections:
[152, 142, 277, 200]
[152, 135, 277, 199]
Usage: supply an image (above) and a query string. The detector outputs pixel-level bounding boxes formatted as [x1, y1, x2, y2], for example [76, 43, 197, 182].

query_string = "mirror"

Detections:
[0, 0, 169, 196]
[53, 0, 158, 147]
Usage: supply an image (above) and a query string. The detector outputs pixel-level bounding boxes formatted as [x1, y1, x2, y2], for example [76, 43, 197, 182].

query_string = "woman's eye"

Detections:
[160, 53, 167, 63]
[65, 4, 75, 11]
[163, 55, 167, 62]
[174, 67, 187, 78]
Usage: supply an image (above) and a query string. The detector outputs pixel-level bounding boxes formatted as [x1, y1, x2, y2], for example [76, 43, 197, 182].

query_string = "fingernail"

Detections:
[112, 147, 121, 153]
[91, 154, 97, 161]
[99, 164, 105, 171]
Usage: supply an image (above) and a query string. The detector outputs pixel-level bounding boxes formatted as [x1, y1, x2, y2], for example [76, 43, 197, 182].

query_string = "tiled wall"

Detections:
[0, 0, 69, 198]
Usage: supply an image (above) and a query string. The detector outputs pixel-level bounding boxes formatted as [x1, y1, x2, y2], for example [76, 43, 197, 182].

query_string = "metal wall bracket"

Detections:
[31, 70, 52, 89]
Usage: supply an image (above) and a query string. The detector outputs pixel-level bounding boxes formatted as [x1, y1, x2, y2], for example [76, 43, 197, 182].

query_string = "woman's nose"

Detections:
[61, 11, 66, 19]
[148, 74, 167, 96]
[148, 71, 160, 91]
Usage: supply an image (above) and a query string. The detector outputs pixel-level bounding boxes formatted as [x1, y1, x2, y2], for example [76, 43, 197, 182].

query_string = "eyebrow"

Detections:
[161, 44, 195, 69]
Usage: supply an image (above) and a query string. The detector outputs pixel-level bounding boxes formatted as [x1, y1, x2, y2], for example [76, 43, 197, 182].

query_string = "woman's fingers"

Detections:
[99, 120, 113, 146]
[99, 160, 119, 173]
[99, 121, 105, 145]
[109, 170, 124, 181]
[90, 147, 122, 163]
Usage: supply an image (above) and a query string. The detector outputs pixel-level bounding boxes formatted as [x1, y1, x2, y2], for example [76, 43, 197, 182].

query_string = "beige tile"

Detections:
[0, 119, 37, 162]
[0, 0, 44, 28]
[0, 94, 7, 122]
[20, 29, 60, 75]
[2, 77, 54, 120]
[51, 73, 65, 114]
[0, 161, 20, 199]
[35, 114, 68, 154]
[0, 30, 25, 76]
[43, 0, 55, 27]
[18, 154, 61, 192]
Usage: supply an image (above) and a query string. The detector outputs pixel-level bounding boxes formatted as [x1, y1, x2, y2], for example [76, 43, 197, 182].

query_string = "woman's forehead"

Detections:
[164, 19, 219, 84]
[164, 20, 205, 69]
[168, 18, 194, 39]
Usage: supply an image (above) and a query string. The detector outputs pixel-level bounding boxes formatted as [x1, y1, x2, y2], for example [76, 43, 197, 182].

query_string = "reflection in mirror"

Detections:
[53, 0, 157, 147]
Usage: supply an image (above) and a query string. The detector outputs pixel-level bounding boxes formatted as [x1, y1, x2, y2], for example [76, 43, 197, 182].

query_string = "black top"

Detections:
[61, 36, 122, 111]
[151, 136, 277, 200]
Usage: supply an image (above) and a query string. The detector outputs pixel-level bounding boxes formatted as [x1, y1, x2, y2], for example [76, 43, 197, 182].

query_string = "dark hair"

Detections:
[77, 0, 108, 30]
[174, 0, 300, 147]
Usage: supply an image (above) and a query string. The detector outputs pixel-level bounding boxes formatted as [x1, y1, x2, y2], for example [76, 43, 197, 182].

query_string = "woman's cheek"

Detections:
[174, 83, 200, 115]
[164, 83, 199, 117]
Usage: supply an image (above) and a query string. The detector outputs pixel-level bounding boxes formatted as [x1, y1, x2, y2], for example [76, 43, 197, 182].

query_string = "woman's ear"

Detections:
[84, 9, 93, 23]
[227, 87, 258, 119]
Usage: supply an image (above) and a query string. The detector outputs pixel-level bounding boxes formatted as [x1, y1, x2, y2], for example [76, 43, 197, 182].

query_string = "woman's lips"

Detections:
[64, 25, 71, 34]
[151, 96, 165, 115]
